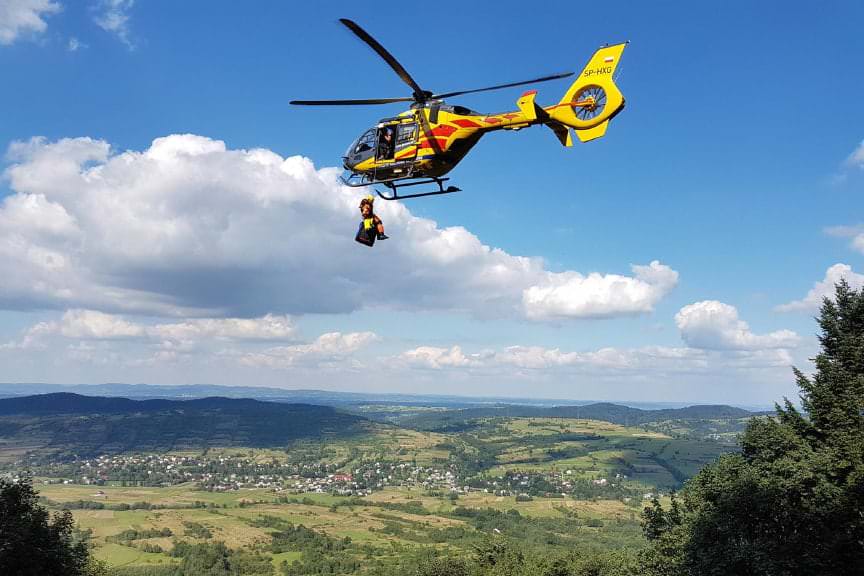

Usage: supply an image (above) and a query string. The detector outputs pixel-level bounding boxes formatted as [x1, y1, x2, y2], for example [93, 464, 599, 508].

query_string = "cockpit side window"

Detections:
[396, 123, 417, 145]
[376, 126, 397, 160]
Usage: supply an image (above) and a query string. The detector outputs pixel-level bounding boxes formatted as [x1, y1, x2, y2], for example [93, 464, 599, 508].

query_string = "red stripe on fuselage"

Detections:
[395, 149, 416, 159]
[419, 138, 449, 151]
[452, 119, 481, 128]
[431, 125, 457, 137]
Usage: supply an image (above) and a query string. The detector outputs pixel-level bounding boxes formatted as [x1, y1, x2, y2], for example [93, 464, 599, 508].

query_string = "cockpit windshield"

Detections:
[447, 104, 482, 116]
[346, 129, 376, 157]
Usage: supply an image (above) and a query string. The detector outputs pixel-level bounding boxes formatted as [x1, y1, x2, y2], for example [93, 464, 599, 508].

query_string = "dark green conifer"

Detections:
[640, 280, 864, 575]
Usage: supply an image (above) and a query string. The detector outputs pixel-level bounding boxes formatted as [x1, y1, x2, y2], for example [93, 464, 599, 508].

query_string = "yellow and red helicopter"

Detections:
[291, 19, 627, 200]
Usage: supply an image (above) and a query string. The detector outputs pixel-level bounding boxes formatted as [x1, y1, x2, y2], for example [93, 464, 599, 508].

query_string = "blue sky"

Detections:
[0, 0, 863, 406]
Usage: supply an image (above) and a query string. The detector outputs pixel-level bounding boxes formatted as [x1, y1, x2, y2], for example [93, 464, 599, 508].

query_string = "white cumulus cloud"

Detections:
[675, 300, 799, 350]
[776, 263, 864, 312]
[523, 261, 678, 320]
[396, 345, 485, 369]
[393, 302, 798, 376]
[57, 308, 145, 339]
[239, 331, 378, 369]
[0, 134, 677, 322]
[391, 342, 793, 379]
[0, 0, 61, 45]
[148, 315, 297, 343]
[13, 310, 145, 349]
[15, 310, 297, 349]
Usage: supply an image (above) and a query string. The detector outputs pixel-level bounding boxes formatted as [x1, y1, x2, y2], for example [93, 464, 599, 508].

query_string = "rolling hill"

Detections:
[0, 393, 368, 458]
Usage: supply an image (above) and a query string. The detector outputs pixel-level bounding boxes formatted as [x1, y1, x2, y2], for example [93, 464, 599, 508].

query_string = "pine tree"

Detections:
[640, 281, 864, 575]
[781, 279, 864, 473]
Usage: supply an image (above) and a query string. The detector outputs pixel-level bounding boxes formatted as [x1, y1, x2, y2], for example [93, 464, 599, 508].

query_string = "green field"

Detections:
[452, 417, 730, 487]
[24, 416, 732, 571]
[51, 484, 646, 568]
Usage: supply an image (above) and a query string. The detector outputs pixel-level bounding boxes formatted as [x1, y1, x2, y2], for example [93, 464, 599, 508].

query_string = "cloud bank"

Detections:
[240, 332, 378, 370]
[394, 343, 795, 382]
[1, 135, 677, 322]
[6, 308, 372, 370]
[15, 309, 298, 348]
[2, 299, 799, 402]
[396, 300, 799, 379]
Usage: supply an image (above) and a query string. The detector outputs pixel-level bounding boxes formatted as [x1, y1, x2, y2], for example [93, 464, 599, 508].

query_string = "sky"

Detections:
[1, 0, 863, 407]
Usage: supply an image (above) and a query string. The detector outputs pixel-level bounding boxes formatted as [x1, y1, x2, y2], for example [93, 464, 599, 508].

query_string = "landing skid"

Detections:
[375, 177, 461, 201]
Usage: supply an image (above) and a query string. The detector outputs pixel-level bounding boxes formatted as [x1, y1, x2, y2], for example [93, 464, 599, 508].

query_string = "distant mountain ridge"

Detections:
[0, 382, 774, 412]
[0, 393, 762, 459]
[0, 393, 368, 457]
[394, 402, 759, 432]
[0, 392, 331, 415]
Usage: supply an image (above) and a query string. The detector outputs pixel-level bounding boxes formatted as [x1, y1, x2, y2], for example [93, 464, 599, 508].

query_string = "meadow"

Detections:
[28, 416, 729, 571]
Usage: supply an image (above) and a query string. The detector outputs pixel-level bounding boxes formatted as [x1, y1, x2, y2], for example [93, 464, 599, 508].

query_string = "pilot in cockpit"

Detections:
[376, 126, 396, 160]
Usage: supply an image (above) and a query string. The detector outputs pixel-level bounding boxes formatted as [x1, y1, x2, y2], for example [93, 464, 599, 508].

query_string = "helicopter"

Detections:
[291, 19, 627, 200]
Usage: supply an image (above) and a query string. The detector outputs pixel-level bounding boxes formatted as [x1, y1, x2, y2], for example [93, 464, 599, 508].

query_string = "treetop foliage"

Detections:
[0, 475, 105, 576]
[640, 280, 864, 575]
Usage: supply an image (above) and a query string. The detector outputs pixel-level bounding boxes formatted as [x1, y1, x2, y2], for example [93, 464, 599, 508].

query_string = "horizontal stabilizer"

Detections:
[574, 120, 609, 143]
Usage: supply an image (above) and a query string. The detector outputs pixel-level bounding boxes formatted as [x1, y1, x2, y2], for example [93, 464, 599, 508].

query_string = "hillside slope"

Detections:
[0, 393, 368, 457]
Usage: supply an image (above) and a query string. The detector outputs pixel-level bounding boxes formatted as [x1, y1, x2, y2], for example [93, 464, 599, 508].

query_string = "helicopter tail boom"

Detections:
[545, 43, 627, 141]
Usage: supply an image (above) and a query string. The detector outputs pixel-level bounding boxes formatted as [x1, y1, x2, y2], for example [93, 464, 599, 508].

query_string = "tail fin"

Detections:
[548, 43, 627, 142]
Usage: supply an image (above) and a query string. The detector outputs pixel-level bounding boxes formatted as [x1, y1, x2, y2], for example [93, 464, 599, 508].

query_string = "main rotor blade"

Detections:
[432, 72, 574, 100]
[290, 97, 415, 106]
[339, 18, 429, 101]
